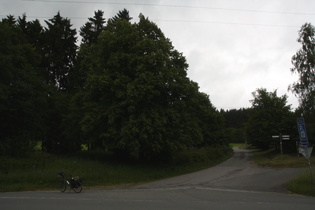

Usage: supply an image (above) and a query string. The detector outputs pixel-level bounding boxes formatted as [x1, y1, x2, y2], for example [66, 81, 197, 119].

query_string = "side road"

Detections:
[133, 148, 304, 193]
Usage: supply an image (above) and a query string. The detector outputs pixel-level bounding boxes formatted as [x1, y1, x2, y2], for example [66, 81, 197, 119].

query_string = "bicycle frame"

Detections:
[57, 172, 82, 193]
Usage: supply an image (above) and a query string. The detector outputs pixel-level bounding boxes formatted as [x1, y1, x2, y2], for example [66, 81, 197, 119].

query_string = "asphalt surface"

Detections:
[133, 147, 304, 193]
[1, 148, 314, 210]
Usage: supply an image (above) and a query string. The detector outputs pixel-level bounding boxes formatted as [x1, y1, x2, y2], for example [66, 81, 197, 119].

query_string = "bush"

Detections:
[172, 146, 233, 165]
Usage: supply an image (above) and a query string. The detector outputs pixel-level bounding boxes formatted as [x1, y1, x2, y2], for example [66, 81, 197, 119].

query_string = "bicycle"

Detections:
[57, 172, 82, 193]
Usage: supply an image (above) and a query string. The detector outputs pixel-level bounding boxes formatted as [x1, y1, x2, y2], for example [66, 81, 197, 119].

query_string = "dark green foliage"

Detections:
[222, 108, 250, 128]
[172, 146, 233, 165]
[246, 89, 295, 150]
[77, 13, 224, 161]
[41, 12, 78, 153]
[290, 23, 315, 146]
[221, 108, 250, 143]
[71, 11, 106, 92]
[43, 12, 77, 92]
[17, 15, 44, 50]
[80, 10, 106, 45]
[0, 21, 47, 156]
[291, 23, 315, 112]
[2, 9, 303, 160]
[0, 12, 79, 154]
[1, 15, 16, 25]
[110, 8, 132, 23]
[0, 10, 227, 160]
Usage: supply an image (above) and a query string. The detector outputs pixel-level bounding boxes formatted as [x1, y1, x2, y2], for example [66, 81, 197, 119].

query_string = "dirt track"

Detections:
[134, 148, 304, 193]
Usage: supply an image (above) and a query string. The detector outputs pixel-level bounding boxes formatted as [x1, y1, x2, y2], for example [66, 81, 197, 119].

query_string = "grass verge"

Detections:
[287, 170, 315, 196]
[252, 149, 313, 168]
[0, 146, 233, 192]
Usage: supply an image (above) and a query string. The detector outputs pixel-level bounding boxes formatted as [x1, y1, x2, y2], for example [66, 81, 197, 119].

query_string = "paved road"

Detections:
[1, 188, 315, 210]
[1, 148, 314, 210]
[134, 148, 304, 193]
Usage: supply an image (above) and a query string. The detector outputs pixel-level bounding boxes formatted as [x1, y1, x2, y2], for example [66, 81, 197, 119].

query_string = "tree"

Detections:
[221, 108, 250, 143]
[0, 20, 47, 156]
[111, 8, 132, 23]
[246, 88, 294, 150]
[41, 12, 78, 152]
[77, 12, 222, 160]
[1, 15, 16, 25]
[291, 23, 315, 112]
[290, 23, 315, 145]
[71, 10, 106, 91]
[60, 11, 108, 151]
[80, 10, 106, 44]
[43, 12, 77, 92]
[17, 14, 44, 49]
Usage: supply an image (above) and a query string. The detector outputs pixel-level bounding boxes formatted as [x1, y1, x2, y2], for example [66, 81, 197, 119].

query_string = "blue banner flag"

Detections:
[297, 118, 309, 146]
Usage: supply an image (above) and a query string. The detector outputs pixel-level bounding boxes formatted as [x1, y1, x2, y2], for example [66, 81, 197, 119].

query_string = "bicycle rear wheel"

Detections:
[72, 180, 82, 193]
[73, 185, 82, 193]
[59, 180, 66, 192]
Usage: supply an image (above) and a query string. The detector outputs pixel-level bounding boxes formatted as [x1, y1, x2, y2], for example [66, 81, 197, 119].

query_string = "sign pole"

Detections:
[280, 133, 283, 155]
[308, 158, 313, 183]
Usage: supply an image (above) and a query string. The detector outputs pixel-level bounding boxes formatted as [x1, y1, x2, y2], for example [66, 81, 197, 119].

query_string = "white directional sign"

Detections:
[299, 147, 313, 159]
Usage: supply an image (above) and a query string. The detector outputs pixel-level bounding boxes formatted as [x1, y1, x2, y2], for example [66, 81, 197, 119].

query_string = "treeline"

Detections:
[1, 9, 313, 160]
[222, 90, 314, 152]
[0, 10, 228, 160]
[221, 89, 299, 151]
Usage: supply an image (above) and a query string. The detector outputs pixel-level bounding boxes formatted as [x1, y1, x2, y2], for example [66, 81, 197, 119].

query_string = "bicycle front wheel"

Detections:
[59, 180, 66, 192]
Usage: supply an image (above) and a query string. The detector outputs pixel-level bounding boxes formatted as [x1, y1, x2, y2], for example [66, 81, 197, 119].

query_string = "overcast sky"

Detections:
[2, 0, 315, 110]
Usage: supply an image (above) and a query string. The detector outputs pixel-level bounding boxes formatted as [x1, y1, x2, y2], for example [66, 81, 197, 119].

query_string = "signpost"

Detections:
[272, 134, 290, 155]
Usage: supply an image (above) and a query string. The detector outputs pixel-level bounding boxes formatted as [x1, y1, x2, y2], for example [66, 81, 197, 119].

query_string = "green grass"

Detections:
[287, 170, 315, 196]
[252, 148, 315, 168]
[230, 143, 253, 150]
[0, 146, 233, 192]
